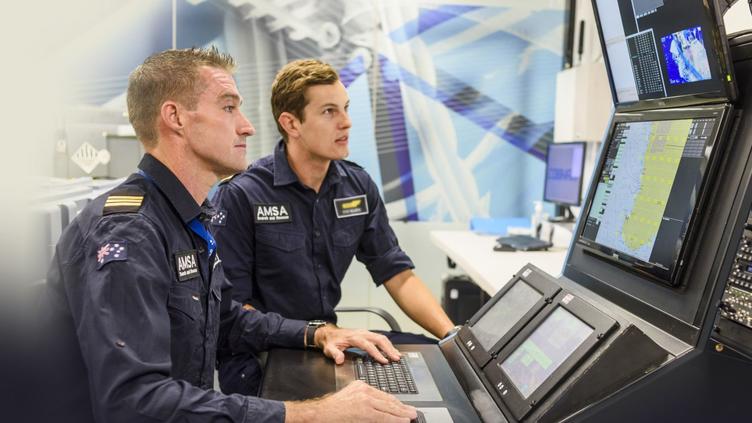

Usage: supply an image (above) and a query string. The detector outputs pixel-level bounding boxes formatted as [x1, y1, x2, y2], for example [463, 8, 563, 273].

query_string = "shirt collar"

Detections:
[272, 140, 298, 186]
[137, 153, 209, 224]
[272, 140, 345, 188]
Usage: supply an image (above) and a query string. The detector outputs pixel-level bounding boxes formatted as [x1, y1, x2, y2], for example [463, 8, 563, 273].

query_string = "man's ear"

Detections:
[160, 101, 184, 134]
[278, 112, 300, 139]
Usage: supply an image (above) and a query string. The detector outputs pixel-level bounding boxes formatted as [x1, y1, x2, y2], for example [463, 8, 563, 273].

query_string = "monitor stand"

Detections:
[549, 205, 575, 223]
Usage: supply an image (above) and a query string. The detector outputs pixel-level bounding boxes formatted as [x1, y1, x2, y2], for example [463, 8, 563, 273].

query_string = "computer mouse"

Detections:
[410, 410, 426, 423]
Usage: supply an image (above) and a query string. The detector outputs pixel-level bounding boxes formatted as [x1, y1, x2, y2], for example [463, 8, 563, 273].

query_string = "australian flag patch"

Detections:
[96, 241, 127, 269]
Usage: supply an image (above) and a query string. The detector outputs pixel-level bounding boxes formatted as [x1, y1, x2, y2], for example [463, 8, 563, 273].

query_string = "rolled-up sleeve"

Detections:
[66, 215, 288, 423]
[355, 177, 415, 286]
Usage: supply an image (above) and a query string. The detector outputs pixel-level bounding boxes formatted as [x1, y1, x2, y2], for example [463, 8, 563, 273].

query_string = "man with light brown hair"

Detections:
[214, 59, 456, 396]
[39, 47, 416, 423]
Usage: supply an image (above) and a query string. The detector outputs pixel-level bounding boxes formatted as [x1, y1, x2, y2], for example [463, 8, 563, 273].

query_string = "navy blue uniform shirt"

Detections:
[213, 141, 414, 322]
[39, 154, 306, 423]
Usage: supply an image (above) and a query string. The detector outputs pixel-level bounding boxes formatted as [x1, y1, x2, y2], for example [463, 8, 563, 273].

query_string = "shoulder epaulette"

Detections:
[103, 189, 145, 215]
[218, 173, 240, 186]
[341, 159, 364, 169]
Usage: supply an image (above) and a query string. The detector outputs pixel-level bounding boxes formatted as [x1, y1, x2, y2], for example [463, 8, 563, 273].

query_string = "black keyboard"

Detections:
[355, 356, 418, 394]
[495, 234, 552, 251]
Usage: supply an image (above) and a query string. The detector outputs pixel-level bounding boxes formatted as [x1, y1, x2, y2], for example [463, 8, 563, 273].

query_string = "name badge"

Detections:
[175, 250, 199, 281]
[334, 194, 368, 218]
[254, 203, 292, 224]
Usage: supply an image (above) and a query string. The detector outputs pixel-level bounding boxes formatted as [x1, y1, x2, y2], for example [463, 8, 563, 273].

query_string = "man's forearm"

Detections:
[384, 270, 455, 338]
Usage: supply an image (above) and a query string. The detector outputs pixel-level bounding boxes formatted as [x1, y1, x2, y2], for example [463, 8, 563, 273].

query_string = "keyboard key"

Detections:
[355, 356, 419, 394]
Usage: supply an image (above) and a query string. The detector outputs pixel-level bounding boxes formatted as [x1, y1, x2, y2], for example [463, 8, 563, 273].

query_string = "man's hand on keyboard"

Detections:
[284, 380, 417, 422]
[314, 324, 401, 364]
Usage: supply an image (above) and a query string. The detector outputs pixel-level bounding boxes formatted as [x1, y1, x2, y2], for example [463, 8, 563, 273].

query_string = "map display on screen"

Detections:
[579, 113, 720, 284]
[471, 281, 542, 351]
[661, 26, 711, 85]
[500, 307, 593, 398]
[594, 0, 732, 106]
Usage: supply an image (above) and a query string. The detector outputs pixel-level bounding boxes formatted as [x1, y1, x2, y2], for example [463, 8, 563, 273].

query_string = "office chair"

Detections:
[334, 306, 402, 332]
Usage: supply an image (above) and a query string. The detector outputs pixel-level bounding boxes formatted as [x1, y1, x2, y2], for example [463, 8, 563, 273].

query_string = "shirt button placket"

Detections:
[312, 195, 326, 313]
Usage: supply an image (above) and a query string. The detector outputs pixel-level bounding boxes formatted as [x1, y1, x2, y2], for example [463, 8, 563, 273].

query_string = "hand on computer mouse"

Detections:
[316, 326, 401, 365]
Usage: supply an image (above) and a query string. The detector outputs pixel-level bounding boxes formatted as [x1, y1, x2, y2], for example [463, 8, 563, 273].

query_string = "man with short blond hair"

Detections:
[39, 48, 416, 423]
[127, 48, 236, 148]
[214, 59, 456, 396]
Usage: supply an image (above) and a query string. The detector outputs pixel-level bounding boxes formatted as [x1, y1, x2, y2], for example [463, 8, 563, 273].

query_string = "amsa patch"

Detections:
[334, 194, 368, 218]
[254, 203, 292, 224]
[174, 250, 200, 282]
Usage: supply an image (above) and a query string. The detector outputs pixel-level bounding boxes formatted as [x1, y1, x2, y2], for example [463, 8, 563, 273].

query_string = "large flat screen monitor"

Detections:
[577, 105, 731, 286]
[484, 292, 618, 421]
[458, 266, 561, 368]
[593, 0, 736, 110]
[544, 142, 586, 222]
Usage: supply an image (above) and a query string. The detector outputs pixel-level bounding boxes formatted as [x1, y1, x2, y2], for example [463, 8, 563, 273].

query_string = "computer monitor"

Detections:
[459, 268, 561, 368]
[544, 142, 586, 222]
[593, 0, 736, 110]
[484, 291, 618, 420]
[577, 104, 732, 286]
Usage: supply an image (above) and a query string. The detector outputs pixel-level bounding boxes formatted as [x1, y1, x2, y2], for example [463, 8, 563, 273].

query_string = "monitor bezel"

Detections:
[576, 104, 732, 287]
[543, 141, 587, 207]
[591, 0, 737, 112]
[484, 291, 618, 421]
[458, 267, 561, 368]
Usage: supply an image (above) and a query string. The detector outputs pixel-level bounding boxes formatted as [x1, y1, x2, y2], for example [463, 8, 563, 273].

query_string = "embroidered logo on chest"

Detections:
[254, 203, 292, 223]
[174, 250, 200, 281]
[334, 194, 368, 218]
[211, 209, 227, 226]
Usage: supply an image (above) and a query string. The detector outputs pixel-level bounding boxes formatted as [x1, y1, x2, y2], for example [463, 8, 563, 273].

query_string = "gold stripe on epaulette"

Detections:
[105, 198, 143, 204]
[103, 193, 144, 215]
[106, 196, 144, 201]
[104, 203, 142, 207]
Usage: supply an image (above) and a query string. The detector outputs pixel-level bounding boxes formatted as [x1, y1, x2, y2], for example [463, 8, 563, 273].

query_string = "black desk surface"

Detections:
[260, 344, 481, 422]
[260, 347, 336, 401]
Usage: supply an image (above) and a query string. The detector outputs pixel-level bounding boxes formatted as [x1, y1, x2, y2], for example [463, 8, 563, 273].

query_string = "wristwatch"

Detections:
[444, 325, 463, 339]
[305, 320, 327, 349]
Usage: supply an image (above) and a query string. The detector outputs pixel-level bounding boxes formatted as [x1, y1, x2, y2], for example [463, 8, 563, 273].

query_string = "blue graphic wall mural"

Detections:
[346, 3, 566, 222]
[60, 0, 566, 223]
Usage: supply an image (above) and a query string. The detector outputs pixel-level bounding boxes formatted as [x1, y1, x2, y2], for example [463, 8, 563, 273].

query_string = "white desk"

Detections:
[429, 230, 568, 295]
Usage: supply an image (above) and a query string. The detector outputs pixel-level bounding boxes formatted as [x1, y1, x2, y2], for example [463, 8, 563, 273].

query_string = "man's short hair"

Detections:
[126, 46, 236, 148]
[271, 59, 339, 140]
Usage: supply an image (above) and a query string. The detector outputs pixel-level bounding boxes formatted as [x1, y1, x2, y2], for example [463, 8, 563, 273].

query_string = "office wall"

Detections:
[726, 1, 752, 33]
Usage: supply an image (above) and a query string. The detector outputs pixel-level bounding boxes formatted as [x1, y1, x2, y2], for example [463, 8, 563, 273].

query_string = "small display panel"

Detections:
[544, 142, 586, 207]
[499, 307, 593, 399]
[470, 280, 542, 351]
[594, 0, 734, 108]
[579, 115, 719, 284]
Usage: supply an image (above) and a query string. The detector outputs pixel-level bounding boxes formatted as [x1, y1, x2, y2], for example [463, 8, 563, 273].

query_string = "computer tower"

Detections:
[442, 275, 490, 325]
